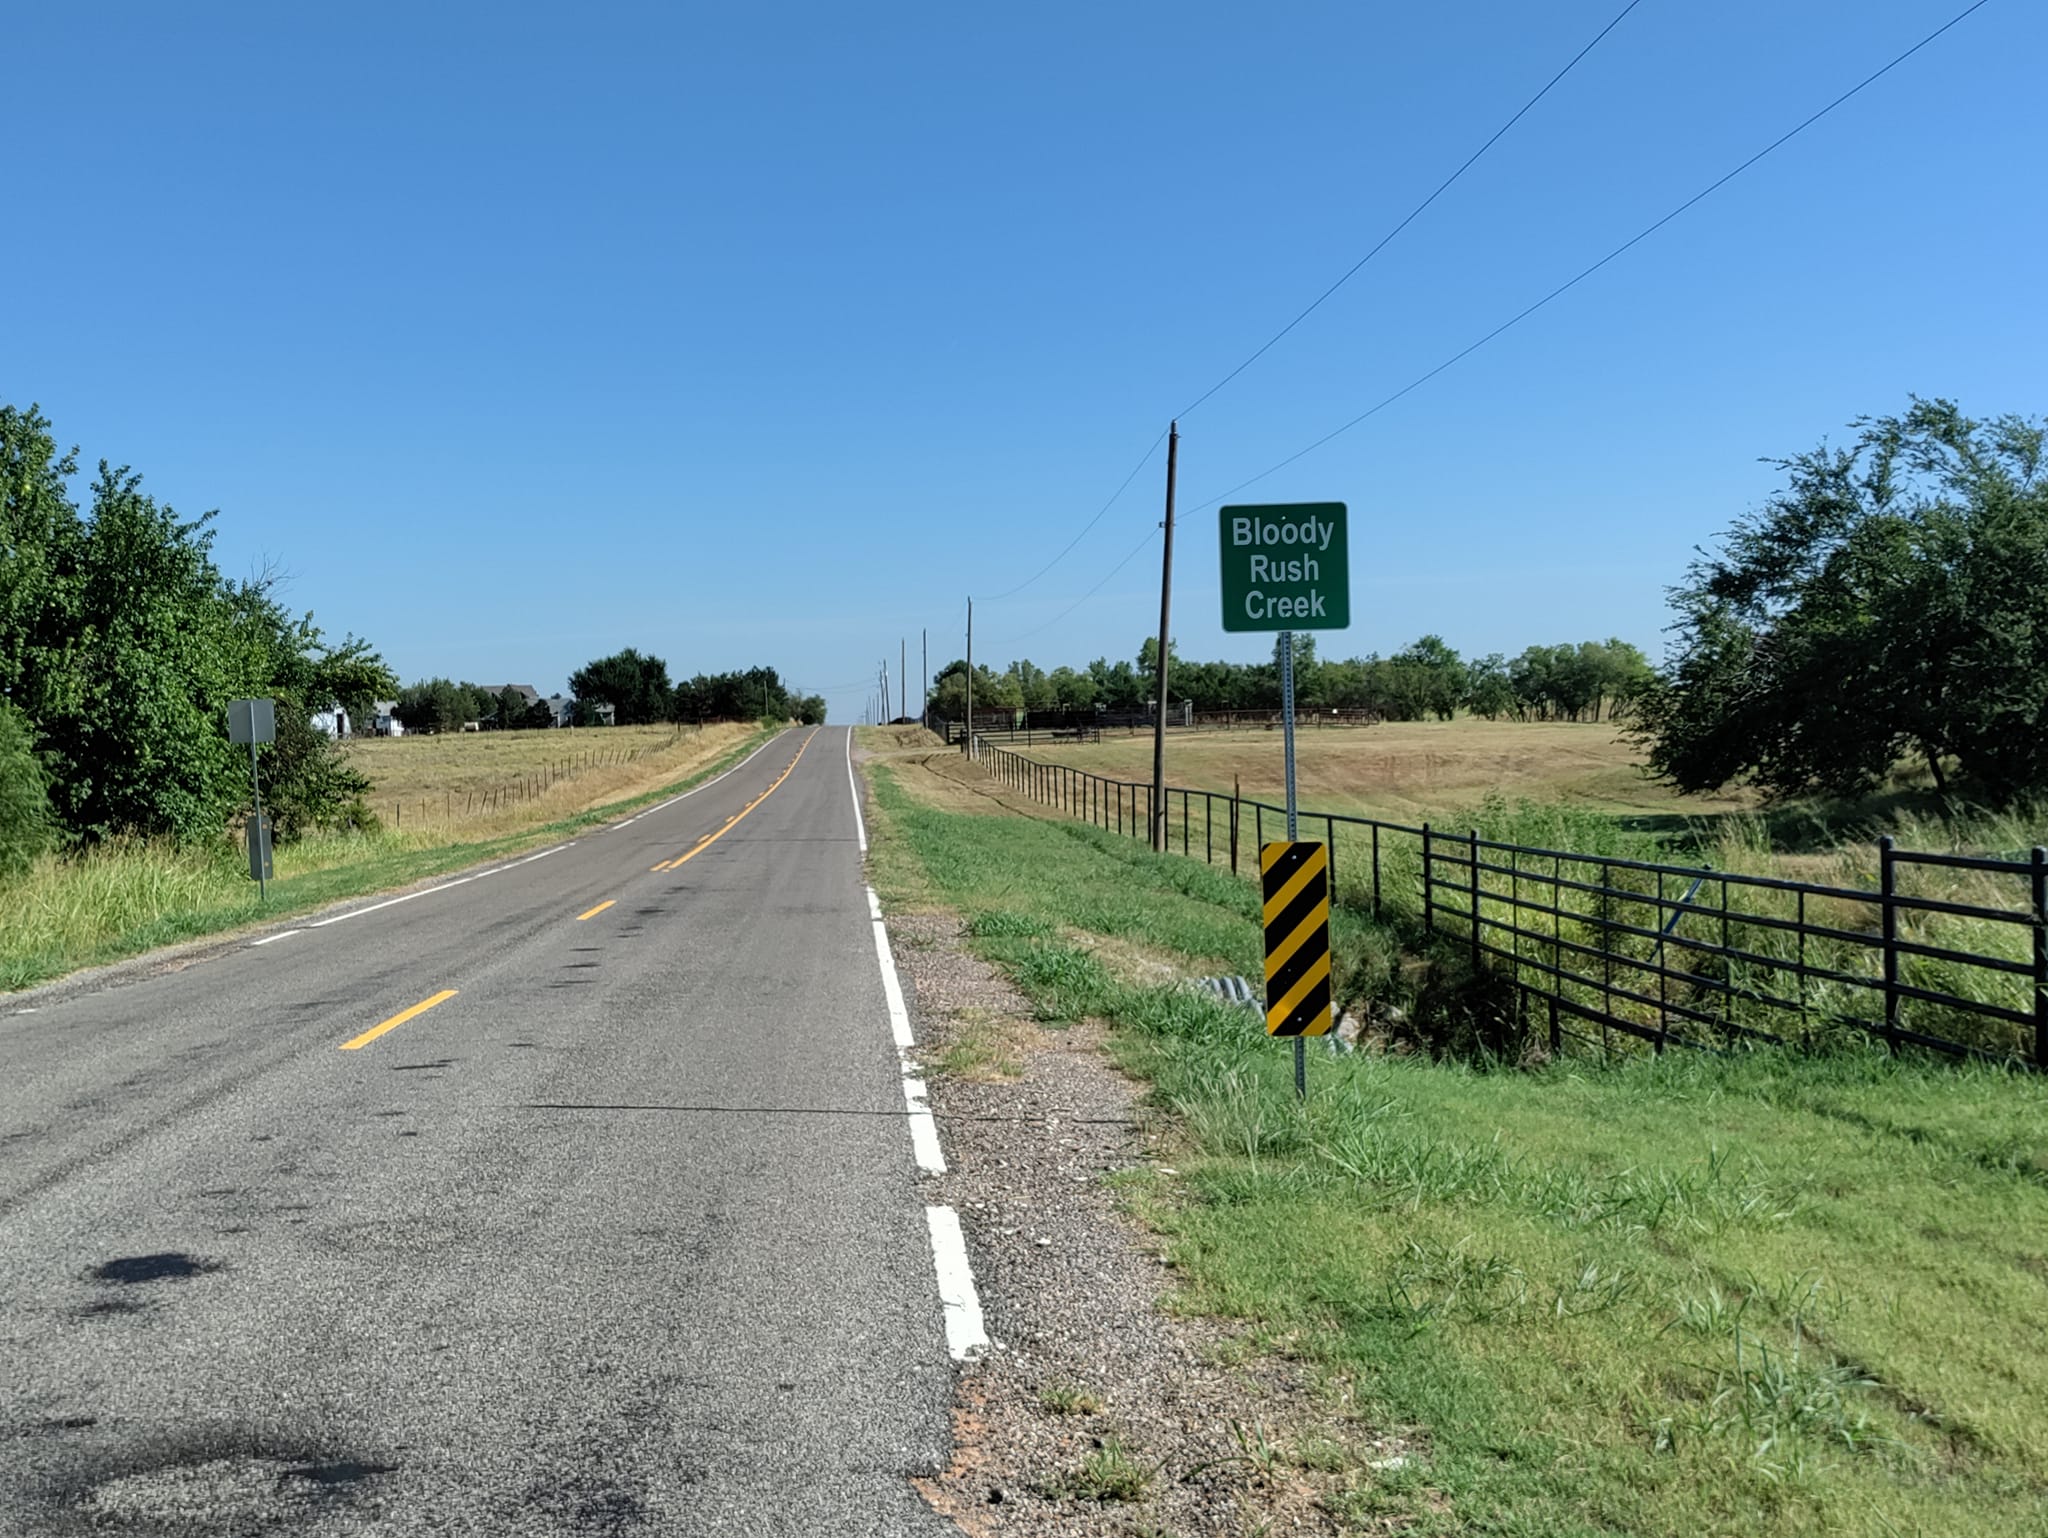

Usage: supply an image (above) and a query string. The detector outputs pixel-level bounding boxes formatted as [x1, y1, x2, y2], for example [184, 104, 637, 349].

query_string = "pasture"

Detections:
[1002, 719, 1754, 828]
[0, 722, 768, 991]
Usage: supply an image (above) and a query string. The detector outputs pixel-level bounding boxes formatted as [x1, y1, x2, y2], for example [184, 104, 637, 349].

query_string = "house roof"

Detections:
[480, 684, 543, 706]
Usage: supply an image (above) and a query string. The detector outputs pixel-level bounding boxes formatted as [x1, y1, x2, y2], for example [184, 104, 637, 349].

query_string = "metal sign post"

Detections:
[1219, 504, 1349, 1099]
[228, 699, 277, 900]
[1281, 630, 1303, 1096]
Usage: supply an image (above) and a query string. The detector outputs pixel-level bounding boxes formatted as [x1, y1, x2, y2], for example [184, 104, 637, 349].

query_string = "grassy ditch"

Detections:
[0, 725, 778, 992]
[865, 762, 2048, 1537]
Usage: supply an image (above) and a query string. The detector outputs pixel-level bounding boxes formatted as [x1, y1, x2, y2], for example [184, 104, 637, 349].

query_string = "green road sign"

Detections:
[1218, 502, 1349, 632]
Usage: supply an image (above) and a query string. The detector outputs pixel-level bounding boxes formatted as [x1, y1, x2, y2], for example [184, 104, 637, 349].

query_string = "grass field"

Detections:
[864, 755, 2048, 1537]
[0, 722, 768, 992]
[344, 723, 712, 832]
[1015, 719, 1757, 829]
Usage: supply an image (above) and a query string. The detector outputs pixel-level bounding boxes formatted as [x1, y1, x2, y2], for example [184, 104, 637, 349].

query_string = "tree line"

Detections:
[1, 403, 396, 870]
[384, 652, 827, 734]
[931, 633, 1654, 724]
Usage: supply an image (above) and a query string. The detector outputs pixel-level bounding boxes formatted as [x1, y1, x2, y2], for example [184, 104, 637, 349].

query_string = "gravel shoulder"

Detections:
[894, 912, 1411, 1536]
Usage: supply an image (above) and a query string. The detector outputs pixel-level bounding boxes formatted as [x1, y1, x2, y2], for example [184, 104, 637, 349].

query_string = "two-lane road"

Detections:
[0, 727, 959, 1535]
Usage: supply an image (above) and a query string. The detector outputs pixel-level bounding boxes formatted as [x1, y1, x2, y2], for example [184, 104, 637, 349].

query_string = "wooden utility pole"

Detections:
[921, 629, 929, 733]
[1150, 421, 1179, 851]
[900, 638, 907, 727]
[964, 599, 974, 754]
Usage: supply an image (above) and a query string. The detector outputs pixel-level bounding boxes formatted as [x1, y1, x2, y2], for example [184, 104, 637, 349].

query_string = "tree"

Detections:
[495, 687, 529, 731]
[1005, 658, 1055, 711]
[393, 679, 470, 734]
[260, 702, 375, 841]
[931, 660, 1016, 718]
[32, 462, 252, 841]
[1464, 653, 1516, 718]
[0, 404, 80, 716]
[570, 648, 672, 725]
[311, 640, 398, 730]
[1637, 400, 2048, 804]
[1, 400, 393, 843]
[0, 700, 52, 879]
[1047, 665, 1097, 710]
[1137, 636, 1184, 703]
[1087, 656, 1145, 710]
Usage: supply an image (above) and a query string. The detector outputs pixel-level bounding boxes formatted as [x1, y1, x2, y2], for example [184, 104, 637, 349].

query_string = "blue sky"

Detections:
[9, 1, 2041, 723]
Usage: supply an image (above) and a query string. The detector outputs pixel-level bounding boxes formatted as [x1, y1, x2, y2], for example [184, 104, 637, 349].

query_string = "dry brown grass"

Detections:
[344, 722, 760, 838]
[1009, 718, 1755, 825]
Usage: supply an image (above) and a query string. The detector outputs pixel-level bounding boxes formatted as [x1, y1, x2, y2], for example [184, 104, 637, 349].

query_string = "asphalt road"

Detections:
[0, 727, 960, 1536]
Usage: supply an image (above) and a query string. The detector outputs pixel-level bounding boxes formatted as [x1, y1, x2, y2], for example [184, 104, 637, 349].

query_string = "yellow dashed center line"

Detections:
[340, 989, 458, 1052]
[654, 730, 817, 874]
[576, 899, 616, 921]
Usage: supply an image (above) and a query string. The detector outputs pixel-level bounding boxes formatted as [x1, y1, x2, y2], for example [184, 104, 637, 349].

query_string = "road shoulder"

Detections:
[893, 911, 1404, 1536]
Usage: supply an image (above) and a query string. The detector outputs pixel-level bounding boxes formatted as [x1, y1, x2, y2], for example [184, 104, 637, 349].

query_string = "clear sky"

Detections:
[9, 1, 2041, 723]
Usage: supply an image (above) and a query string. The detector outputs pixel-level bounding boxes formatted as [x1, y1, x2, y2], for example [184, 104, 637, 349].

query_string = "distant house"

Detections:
[539, 692, 612, 727]
[311, 705, 351, 738]
[481, 684, 548, 728]
[372, 700, 404, 737]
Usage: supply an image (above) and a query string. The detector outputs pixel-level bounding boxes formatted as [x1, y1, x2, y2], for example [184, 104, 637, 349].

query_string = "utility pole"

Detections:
[1150, 420, 1179, 852]
[901, 638, 907, 729]
[921, 628, 929, 734]
[964, 598, 974, 755]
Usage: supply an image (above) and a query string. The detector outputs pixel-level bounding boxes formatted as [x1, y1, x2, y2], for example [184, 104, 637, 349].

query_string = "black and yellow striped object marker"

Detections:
[1261, 841, 1333, 1037]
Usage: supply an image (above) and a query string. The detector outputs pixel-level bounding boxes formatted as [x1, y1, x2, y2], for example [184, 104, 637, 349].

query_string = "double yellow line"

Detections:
[650, 729, 816, 872]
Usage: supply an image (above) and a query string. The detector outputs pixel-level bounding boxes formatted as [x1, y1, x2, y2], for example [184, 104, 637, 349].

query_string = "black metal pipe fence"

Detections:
[965, 735, 2047, 1067]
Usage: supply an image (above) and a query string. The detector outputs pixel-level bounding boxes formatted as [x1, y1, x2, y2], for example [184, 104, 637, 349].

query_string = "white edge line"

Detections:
[926, 1205, 988, 1362]
[856, 727, 979, 1354]
[846, 726, 868, 854]
[307, 842, 574, 929]
[249, 929, 303, 946]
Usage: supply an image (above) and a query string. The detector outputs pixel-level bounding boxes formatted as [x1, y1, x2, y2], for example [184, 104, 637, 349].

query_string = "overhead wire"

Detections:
[1187, 0, 1995, 513]
[976, 428, 1168, 602]
[969, 0, 1645, 616]
[1172, 0, 1647, 422]
[995, 527, 1163, 649]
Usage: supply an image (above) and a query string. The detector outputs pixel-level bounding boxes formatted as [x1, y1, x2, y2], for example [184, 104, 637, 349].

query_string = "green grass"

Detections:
[1039, 1381, 1105, 1416]
[0, 727, 780, 992]
[866, 762, 2048, 1537]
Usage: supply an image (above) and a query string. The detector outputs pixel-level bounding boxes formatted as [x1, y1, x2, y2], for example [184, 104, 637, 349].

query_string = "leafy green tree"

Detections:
[931, 660, 1017, 718]
[1086, 656, 1144, 710]
[494, 687, 529, 731]
[0, 405, 80, 718]
[1, 401, 393, 842]
[1136, 636, 1185, 703]
[1464, 653, 1516, 718]
[32, 462, 254, 841]
[393, 678, 470, 734]
[1637, 400, 2048, 803]
[260, 703, 375, 841]
[570, 648, 672, 725]
[1047, 665, 1097, 710]
[1006, 658, 1055, 710]
[0, 700, 52, 879]
[312, 642, 398, 729]
[1392, 635, 1464, 719]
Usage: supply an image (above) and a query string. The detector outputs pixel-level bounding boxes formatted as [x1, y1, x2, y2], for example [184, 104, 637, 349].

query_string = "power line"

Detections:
[1189, 0, 1994, 513]
[993, 527, 1162, 652]
[972, 2, 1642, 609]
[975, 429, 1168, 602]
[1173, 0, 1647, 422]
